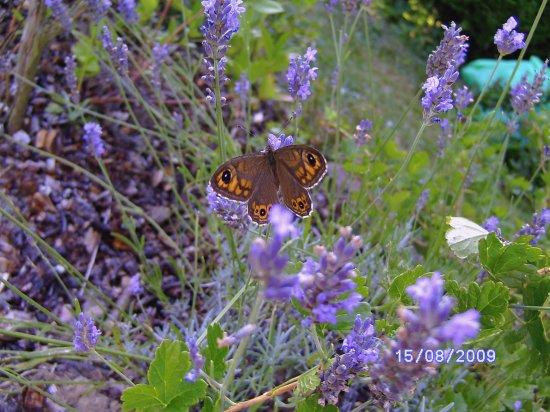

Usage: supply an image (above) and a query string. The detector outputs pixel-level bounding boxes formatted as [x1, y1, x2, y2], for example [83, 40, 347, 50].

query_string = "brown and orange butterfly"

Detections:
[210, 145, 327, 224]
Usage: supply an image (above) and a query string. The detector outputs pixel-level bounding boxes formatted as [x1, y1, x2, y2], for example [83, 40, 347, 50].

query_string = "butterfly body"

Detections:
[210, 145, 327, 225]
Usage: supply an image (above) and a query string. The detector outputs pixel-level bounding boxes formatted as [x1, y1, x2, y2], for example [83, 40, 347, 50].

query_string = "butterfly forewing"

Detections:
[274, 145, 327, 189]
[209, 153, 268, 202]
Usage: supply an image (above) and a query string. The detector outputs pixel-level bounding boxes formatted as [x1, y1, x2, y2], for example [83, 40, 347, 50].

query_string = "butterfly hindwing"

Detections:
[276, 163, 313, 217]
[247, 169, 280, 224]
[209, 153, 268, 202]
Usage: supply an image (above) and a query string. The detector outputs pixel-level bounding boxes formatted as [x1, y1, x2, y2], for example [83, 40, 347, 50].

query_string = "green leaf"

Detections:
[479, 233, 544, 285]
[203, 323, 229, 380]
[295, 395, 338, 411]
[342, 162, 369, 174]
[137, 0, 159, 23]
[388, 265, 424, 300]
[407, 150, 429, 176]
[523, 278, 550, 374]
[121, 384, 163, 411]
[448, 280, 509, 328]
[295, 368, 321, 397]
[250, 0, 285, 14]
[445, 216, 488, 259]
[121, 340, 206, 411]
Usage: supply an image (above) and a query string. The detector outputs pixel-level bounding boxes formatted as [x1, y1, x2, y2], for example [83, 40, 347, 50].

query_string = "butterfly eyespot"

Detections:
[221, 170, 232, 184]
[260, 209, 266, 217]
[298, 201, 305, 210]
[307, 153, 316, 166]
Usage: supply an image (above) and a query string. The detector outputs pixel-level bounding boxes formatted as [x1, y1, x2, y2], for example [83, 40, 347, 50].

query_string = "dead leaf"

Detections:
[83, 228, 101, 254]
[36, 129, 57, 152]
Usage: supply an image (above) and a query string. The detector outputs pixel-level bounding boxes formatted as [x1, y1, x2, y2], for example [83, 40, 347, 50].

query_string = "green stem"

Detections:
[94, 350, 135, 386]
[219, 292, 263, 410]
[484, 130, 512, 215]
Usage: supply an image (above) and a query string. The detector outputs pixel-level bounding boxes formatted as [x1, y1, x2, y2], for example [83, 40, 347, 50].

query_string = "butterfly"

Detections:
[210, 145, 327, 224]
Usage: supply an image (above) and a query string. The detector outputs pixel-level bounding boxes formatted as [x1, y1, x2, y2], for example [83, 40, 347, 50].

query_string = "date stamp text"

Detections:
[395, 348, 496, 364]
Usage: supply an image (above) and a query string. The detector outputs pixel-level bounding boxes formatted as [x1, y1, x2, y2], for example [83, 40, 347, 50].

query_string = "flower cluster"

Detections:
[217, 324, 257, 347]
[510, 60, 548, 116]
[286, 46, 318, 116]
[45, 0, 72, 31]
[354, 119, 373, 146]
[234, 72, 250, 104]
[84, 0, 111, 21]
[415, 189, 430, 215]
[206, 184, 250, 231]
[422, 66, 459, 123]
[426, 22, 469, 78]
[454, 85, 474, 120]
[64, 54, 79, 103]
[73, 313, 101, 352]
[83, 122, 106, 156]
[249, 205, 300, 301]
[128, 273, 143, 296]
[102, 26, 129, 77]
[184, 339, 205, 382]
[118, 0, 138, 23]
[296, 227, 362, 325]
[369, 273, 480, 402]
[483, 216, 500, 233]
[494, 17, 526, 56]
[200, 0, 246, 103]
[318, 315, 378, 406]
[267, 133, 293, 150]
[152, 43, 169, 90]
[515, 208, 550, 245]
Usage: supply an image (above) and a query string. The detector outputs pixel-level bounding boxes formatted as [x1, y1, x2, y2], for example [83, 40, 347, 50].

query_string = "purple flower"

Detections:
[354, 119, 373, 146]
[286, 46, 318, 116]
[454, 85, 474, 111]
[515, 208, 550, 245]
[84, 0, 111, 21]
[73, 313, 101, 352]
[437, 118, 452, 156]
[152, 43, 168, 90]
[249, 205, 299, 301]
[318, 315, 378, 406]
[267, 133, 293, 150]
[426, 22, 469, 78]
[415, 189, 430, 214]
[234, 72, 250, 103]
[217, 324, 257, 347]
[206, 184, 250, 231]
[514, 400, 523, 412]
[184, 339, 205, 382]
[64, 54, 79, 104]
[422, 66, 459, 123]
[45, 0, 72, 30]
[201, 0, 246, 90]
[510, 60, 548, 116]
[369, 273, 480, 403]
[297, 227, 363, 325]
[102, 26, 129, 76]
[544, 146, 550, 161]
[128, 273, 143, 296]
[494, 17, 526, 56]
[83, 122, 105, 156]
[117, 0, 138, 23]
[483, 216, 500, 233]
[325, 0, 339, 13]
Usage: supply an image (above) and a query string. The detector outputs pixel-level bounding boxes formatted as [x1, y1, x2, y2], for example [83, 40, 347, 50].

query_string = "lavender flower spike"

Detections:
[426, 22, 469, 78]
[422, 65, 459, 123]
[45, 0, 72, 31]
[118, 0, 139, 23]
[184, 339, 205, 382]
[494, 17, 526, 56]
[235, 72, 250, 103]
[515, 208, 550, 245]
[286, 45, 318, 116]
[73, 313, 101, 352]
[268, 133, 294, 150]
[297, 227, 363, 325]
[318, 315, 378, 406]
[152, 43, 169, 90]
[510, 60, 548, 116]
[249, 205, 299, 301]
[83, 122, 105, 156]
[354, 119, 373, 146]
[84, 0, 111, 22]
[64, 54, 79, 103]
[206, 184, 250, 230]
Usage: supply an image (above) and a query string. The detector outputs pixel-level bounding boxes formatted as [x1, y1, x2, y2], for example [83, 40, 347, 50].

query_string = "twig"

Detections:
[224, 381, 299, 412]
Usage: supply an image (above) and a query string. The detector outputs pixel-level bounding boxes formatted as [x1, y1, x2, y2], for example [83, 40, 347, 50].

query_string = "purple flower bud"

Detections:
[267, 133, 294, 150]
[422, 66, 459, 123]
[426, 22, 469, 78]
[510, 60, 548, 116]
[118, 0, 138, 23]
[184, 339, 205, 382]
[217, 324, 257, 347]
[82, 122, 106, 156]
[483, 216, 500, 233]
[515, 208, 550, 245]
[494, 17, 526, 56]
[64, 54, 79, 103]
[73, 313, 101, 352]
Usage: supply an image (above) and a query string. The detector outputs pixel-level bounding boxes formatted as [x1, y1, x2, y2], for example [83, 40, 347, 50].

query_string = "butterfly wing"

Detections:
[274, 145, 327, 188]
[247, 170, 280, 225]
[210, 153, 268, 202]
[274, 145, 327, 218]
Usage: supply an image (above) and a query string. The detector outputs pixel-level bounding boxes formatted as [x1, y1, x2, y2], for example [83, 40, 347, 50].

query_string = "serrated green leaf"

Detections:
[295, 395, 338, 411]
[388, 265, 424, 300]
[204, 324, 229, 380]
[165, 380, 207, 411]
[148, 341, 189, 403]
[295, 368, 321, 397]
[446, 216, 488, 259]
[121, 384, 162, 411]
